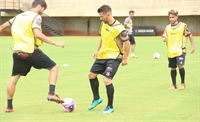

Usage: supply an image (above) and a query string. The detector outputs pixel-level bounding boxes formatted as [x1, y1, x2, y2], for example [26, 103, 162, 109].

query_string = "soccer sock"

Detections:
[7, 99, 13, 109]
[89, 78, 100, 100]
[171, 70, 177, 88]
[179, 68, 185, 84]
[106, 83, 114, 108]
[49, 84, 55, 95]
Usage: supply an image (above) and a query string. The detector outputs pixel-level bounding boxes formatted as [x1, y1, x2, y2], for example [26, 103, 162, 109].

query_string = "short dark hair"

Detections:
[97, 5, 112, 14]
[129, 10, 134, 14]
[168, 9, 178, 16]
[32, 0, 47, 10]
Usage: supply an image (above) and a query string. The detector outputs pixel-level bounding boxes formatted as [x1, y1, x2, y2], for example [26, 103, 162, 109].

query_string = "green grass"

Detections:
[0, 36, 199, 122]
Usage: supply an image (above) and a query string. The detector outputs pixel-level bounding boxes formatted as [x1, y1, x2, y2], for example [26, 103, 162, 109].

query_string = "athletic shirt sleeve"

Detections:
[32, 15, 42, 30]
[124, 18, 130, 25]
[184, 26, 191, 36]
[118, 30, 129, 42]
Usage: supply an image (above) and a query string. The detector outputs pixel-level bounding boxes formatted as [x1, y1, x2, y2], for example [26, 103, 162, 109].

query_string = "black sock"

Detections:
[171, 70, 177, 88]
[7, 99, 13, 109]
[179, 68, 185, 84]
[89, 78, 100, 100]
[49, 85, 55, 95]
[106, 83, 114, 108]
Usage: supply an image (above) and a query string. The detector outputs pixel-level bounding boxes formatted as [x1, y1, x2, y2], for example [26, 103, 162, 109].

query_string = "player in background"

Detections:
[88, 5, 130, 114]
[162, 9, 195, 90]
[124, 10, 138, 58]
[0, 0, 65, 112]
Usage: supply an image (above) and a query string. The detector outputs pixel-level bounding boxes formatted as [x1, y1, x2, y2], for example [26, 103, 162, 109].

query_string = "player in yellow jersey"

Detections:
[162, 9, 195, 90]
[87, 5, 130, 114]
[0, 0, 65, 112]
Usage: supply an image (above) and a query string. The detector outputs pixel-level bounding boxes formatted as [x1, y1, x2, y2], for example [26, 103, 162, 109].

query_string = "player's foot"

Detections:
[47, 94, 64, 104]
[102, 106, 114, 114]
[168, 85, 177, 90]
[130, 53, 138, 58]
[178, 83, 185, 90]
[5, 107, 13, 113]
[88, 98, 103, 110]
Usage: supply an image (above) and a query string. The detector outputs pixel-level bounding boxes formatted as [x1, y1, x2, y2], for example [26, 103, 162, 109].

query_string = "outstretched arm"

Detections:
[0, 22, 11, 33]
[32, 15, 65, 48]
[33, 29, 65, 48]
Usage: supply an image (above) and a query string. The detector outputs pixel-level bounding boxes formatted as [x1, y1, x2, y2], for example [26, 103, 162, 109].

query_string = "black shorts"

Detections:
[128, 34, 136, 45]
[90, 58, 122, 79]
[168, 53, 185, 68]
[12, 49, 56, 76]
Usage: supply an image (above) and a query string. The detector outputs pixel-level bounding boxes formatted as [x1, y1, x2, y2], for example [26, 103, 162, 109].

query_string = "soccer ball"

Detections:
[61, 98, 76, 112]
[153, 52, 160, 59]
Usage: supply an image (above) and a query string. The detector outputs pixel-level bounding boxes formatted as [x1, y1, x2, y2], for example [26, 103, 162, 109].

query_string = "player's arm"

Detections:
[185, 27, 195, 53]
[119, 30, 130, 66]
[93, 39, 102, 59]
[188, 34, 194, 53]
[0, 17, 15, 33]
[162, 28, 167, 42]
[32, 15, 65, 48]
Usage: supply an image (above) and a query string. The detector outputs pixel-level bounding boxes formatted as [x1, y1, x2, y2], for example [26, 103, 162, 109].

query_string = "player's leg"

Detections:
[27, 49, 63, 103]
[6, 75, 20, 112]
[88, 59, 105, 110]
[102, 76, 114, 114]
[176, 53, 186, 90]
[129, 35, 137, 58]
[168, 57, 177, 89]
[6, 52, 32, 112]
[102, 59, 121, 114]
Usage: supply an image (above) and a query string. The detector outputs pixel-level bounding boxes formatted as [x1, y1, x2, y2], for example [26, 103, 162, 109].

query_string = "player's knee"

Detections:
[50, 65, 58, 71]
[88, 72, 97, 79]
[178, 65, 183, 69]
[103, 77, 112, 85]
[171, 68, 176, 70]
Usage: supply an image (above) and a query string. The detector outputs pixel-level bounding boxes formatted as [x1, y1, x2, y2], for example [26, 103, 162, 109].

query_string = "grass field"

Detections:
[0, 36, 199, 122]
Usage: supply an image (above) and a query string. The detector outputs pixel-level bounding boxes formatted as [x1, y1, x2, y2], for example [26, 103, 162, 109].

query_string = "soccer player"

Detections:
[124, 10, 137, 58]
[162, 9, 195, 90]
[88, 5, 130, 114]
[0, 0, 65, 112]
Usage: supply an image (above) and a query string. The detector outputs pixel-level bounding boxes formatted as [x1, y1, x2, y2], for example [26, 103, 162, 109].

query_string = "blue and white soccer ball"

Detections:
[61, 98, 76, 112]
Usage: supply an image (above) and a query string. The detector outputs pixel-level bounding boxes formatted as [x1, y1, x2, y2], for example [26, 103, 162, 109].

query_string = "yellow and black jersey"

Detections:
[98, 20, 129, 59]
[9, 11, 43, 53]
[165, 22, 191, 58]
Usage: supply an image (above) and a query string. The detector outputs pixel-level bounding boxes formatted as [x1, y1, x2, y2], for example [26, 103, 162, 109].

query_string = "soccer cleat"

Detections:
[102, 106, 114, 114]
[5, 107, 13, 113]
[47, 94, 64, 104]
[178, 83, 185, 90]
[88, 98, 103, 110]
[130, 53, 138, 58]
[168, 85, 177, 90]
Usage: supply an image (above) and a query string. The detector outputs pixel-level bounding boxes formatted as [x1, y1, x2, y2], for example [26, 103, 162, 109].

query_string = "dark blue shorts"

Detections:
[12, 49, 56, 76]
[168, 53, 186, 68]
[128, 34, 136, 45]
[90, 58, 122, 79]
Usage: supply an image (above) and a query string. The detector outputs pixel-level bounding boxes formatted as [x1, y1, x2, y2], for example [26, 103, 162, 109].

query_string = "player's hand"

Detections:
[55, 42, 65, 48]
[121, 58, 128, 66]
[191, 46, 195, 53]
[92, 51, 99, 59]
[162, 36, 167, 42]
